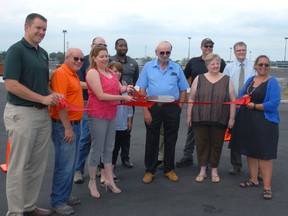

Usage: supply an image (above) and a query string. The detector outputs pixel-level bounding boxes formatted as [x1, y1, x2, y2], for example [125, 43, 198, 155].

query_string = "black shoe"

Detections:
[228, 167, 241, 175]
[122, 160, 133, 168]
[176, 158, 193, 167]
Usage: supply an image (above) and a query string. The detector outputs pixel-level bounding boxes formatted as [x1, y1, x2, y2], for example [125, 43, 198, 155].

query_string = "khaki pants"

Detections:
[3, 103, 51, 216]
[194, 125, 226, 168]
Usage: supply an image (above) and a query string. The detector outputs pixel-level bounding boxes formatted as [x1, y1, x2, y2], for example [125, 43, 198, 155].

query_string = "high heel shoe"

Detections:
[88, 180, 100, 198]
[105, 182, 121, 194]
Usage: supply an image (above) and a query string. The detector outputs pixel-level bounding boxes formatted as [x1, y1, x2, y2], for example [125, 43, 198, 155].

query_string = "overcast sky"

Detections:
[1, 0, 288, 62]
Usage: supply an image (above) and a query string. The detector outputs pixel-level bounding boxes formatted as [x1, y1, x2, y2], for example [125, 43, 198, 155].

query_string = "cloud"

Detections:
[1, 0, 288, 61]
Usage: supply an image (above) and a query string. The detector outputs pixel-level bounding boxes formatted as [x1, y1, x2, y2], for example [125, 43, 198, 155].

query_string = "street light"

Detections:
[62, 30, 67, 57]
[284, 37, 288, 62]
[229, 47, 232, 62]
[188, 37, 191, 60]
[249, 51, 252, 61]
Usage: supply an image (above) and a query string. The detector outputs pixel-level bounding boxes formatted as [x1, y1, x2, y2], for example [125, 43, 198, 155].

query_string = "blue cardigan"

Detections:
[239, 76, 281, 123]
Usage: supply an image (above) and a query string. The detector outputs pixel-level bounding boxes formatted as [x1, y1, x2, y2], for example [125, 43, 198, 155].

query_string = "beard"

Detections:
[158, 56, 169, 63]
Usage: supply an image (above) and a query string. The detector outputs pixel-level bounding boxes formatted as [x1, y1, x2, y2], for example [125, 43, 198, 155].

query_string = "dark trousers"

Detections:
[145, 103, 181, 174]
[112, 130, 131, 164]
[230, 150, 242, 169]
[182, 125, 195, 160]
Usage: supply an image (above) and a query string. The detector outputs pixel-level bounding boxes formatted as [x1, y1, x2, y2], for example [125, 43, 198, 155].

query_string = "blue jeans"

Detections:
[51, 121, 80, 208]
[75, 110, 91, 174]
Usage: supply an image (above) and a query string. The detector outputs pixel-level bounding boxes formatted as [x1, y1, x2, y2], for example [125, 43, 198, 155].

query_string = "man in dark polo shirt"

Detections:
[176, 38, 226, 168]
[3, 13, 61, 216]
[110, 38, 139, 168]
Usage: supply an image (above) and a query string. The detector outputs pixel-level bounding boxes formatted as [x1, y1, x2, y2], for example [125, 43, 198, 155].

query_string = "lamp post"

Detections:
[62, 30, 67, 57]
[249, 51, 252, 61]
[284, 37, 288, 62]
[229, 47, 232, 62]
[188, 37, 191, 60]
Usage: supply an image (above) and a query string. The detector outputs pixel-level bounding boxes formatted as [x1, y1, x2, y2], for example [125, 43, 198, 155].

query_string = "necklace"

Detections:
[246, 81, 257, 96]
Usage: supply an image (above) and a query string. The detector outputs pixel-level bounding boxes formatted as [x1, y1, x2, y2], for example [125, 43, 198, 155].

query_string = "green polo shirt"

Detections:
[3, 38, 49, 107]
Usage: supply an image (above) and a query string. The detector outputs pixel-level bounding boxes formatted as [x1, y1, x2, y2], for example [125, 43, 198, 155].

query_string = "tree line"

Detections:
[0, 51, 189, 66]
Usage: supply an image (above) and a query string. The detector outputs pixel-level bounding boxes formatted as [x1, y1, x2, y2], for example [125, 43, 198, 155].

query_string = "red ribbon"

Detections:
[56, 99, 91, 111]
[56, 90, 251, 111]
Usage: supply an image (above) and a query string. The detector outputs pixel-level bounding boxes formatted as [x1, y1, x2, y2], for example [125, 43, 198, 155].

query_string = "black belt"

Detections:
[32, 104, 48, 109]
[51, 118, 81, 125]
[156, 101, 179, 107]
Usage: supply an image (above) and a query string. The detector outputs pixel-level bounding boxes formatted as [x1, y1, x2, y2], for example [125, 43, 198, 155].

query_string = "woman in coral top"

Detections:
[86, 45, 133, 198]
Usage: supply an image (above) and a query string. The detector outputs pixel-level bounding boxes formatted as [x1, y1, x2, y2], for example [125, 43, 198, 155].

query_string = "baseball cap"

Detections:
[201, 38, 214, 46]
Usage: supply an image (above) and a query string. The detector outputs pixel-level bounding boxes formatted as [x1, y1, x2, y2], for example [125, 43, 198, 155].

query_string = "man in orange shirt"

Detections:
[49, 48, 84, 215]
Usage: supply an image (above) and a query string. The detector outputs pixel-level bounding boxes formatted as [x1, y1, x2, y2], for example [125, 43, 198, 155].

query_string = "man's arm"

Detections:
[58, 108, 74, 144]
[133, 61, 139, 85]
[178, 90, 187, 109]
[139, 87, 152, 125]
[5, 79, 59, 106]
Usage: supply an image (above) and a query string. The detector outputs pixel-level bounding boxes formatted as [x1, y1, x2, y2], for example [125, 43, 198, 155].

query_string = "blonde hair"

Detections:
[204, 53, 221, 67]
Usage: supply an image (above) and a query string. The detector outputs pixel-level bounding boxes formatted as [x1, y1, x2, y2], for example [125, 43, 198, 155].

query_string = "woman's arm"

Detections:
[86, 69, 132, 101]
[186, 76, 198, 128]
[228, 79, 236, 129]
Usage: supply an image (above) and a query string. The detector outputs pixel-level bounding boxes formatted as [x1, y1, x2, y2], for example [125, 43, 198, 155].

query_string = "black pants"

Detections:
[230, 150, 242, 169]
[112, 130, 131, 164]
[145, 103, 181, 173]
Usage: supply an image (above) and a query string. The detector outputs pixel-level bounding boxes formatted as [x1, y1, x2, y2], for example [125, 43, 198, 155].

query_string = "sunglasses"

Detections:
[73, 57, 85, 62]
[257, 63, 270, 67]
[159, 51, 171, 55]
[203, 45, 213, 48]
[93, 43, 107, 47]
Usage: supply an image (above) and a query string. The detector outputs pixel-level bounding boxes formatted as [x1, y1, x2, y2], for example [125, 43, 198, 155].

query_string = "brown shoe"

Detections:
[143, 172, 154, 183]
[165, 170, 179, 182]
[28, 207, 51, 216]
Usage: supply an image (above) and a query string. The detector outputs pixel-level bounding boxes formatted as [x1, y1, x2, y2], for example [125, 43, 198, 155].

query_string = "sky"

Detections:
[1, 0, 288, 62]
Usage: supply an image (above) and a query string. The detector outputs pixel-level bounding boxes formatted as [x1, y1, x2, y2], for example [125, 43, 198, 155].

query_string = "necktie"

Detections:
[238, 63, 244, 95]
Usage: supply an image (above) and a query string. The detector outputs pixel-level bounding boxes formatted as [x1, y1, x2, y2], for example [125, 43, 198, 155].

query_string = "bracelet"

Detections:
[254, 103, 256, 110]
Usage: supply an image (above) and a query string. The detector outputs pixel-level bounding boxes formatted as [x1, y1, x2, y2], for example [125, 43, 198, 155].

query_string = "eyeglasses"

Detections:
[235, 49, 246, 52]
[203, 45, 213, 48]
[73, 57, 85, 62]
[93, 43, 107, 47]
[257, 63, 270, 67]
[159, 51, 171, 55]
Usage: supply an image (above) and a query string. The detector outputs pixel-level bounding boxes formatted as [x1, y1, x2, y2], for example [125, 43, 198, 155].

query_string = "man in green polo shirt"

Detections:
[3, 13, 61, 216]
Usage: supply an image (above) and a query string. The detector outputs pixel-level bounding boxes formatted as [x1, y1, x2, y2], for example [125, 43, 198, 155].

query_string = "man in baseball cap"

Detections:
[201, 38, 214, 46]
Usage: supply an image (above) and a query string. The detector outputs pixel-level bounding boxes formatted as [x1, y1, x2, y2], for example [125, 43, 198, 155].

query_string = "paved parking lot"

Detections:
[0, 72, 288, 215]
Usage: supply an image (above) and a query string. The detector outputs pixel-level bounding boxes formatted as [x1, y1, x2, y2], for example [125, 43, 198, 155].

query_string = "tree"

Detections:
[140, 56, 154, 65]
[0, 51, 7, 62]
[55, 52, 65, 63]
[49, 52, 57, 61]
[180, 57, 189, 67]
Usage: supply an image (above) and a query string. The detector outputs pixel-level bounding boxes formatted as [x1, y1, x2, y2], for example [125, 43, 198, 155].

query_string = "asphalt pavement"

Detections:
[0, 76, 288, 216]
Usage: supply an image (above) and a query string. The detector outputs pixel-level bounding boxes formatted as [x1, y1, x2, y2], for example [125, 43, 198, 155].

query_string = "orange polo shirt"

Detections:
[50, 64, 84, 120]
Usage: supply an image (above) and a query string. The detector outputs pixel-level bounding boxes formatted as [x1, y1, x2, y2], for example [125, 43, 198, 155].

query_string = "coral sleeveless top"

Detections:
[86, 69, 120, 120]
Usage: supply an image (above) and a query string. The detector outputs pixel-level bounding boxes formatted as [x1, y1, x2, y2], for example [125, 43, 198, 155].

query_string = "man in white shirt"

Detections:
[223, 41, 256, 175]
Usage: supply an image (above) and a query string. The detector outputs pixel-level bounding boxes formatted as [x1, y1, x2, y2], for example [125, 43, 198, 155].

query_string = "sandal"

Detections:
[240, 180, 259, 188]
[195, 175, 206, 183]
[211, 176, 220, 183]
[263, 190, 273, 200]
